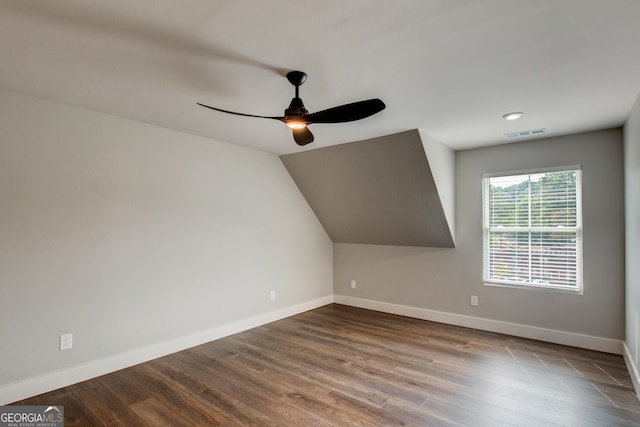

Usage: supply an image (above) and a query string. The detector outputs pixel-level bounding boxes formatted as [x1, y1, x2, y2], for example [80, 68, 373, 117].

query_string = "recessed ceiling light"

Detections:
[502, 112, 524, 120]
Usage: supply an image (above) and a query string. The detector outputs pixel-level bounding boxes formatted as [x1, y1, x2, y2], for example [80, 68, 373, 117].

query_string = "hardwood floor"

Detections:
[12, 304, 640, 426]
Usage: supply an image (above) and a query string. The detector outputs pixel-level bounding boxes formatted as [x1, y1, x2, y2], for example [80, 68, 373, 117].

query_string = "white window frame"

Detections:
[482, 166, 583, 294]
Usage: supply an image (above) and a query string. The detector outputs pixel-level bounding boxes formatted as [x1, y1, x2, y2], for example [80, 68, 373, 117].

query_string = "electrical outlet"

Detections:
[351, 280, 356, 289]
[59, 333, 73, 351]
[470, 295, 479, 307]
[270, 290, 276, 301]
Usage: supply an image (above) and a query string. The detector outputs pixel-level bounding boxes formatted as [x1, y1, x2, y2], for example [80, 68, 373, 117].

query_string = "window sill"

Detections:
[483, 281, 583, 295]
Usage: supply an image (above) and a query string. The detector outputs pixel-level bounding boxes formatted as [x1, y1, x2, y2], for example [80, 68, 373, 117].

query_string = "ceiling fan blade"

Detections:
[197, 103, 284, 121]
[292, 127, 314, 146]
[305, 99, 385, 124]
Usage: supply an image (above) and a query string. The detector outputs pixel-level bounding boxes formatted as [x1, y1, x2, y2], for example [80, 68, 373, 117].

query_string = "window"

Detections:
[483, 166, 583, 292]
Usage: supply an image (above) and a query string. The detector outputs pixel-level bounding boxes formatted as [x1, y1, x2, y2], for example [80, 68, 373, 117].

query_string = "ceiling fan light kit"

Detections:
[286, 121, 306, 130]
[198, 71, 385, 146]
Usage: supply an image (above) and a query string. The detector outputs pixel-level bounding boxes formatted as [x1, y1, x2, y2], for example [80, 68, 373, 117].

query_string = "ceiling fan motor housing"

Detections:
[285, 97, 308, 121]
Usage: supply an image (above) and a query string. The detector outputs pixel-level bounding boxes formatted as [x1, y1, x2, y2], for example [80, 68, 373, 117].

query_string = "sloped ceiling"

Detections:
[280, 130, 454, 247]
[1, 2, 638, 248]
[1, 1, 640, 155]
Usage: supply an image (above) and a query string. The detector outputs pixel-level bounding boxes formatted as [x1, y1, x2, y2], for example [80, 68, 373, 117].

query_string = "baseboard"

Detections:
[0, 295, 333, 405]
[333, 295, 623, 355]
[623, 342, 640, 401]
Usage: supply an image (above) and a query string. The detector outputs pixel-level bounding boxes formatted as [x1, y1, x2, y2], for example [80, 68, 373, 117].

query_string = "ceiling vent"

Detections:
[504, 128, 546, 139]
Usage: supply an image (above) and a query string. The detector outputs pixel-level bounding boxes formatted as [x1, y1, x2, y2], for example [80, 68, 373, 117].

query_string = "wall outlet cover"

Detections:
[59, 333, 73, 351]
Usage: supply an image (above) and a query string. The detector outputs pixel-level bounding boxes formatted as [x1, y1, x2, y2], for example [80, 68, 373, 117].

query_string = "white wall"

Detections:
[624, 92, 640, 390]
[335, 129, 625, 352]
[419, 129, 455, 242]
[0, 89, 333, 403]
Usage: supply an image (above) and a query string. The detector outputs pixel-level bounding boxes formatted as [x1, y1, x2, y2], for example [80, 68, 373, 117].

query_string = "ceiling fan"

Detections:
[197, 71, 385, 146]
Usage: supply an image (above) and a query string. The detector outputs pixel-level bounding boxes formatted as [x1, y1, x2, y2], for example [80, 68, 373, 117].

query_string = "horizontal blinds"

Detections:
[483, 169, 582, 289]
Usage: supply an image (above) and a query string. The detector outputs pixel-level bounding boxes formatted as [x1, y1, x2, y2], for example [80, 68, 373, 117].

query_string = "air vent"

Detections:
[504, 128, 546, 139]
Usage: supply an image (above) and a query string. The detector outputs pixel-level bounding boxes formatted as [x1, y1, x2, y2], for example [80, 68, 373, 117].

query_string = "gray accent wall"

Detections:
[624, 92, 640, 386]
[334, 128, 625, 341]
[0, 89, 333, 392]
[280, 130, 455, 247]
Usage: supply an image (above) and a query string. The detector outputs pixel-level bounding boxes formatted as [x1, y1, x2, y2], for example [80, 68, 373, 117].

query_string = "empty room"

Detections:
[1, 1, 640, 426]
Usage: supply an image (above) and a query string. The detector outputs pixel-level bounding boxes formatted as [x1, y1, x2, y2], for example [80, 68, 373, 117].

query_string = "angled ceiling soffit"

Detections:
[280, 129, 455, 248]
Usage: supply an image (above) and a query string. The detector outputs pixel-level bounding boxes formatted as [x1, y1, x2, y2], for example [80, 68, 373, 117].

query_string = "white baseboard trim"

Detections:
[0, 295, 333, 405]
[334, 295, 623, 355]
[623, 342, 640, 401]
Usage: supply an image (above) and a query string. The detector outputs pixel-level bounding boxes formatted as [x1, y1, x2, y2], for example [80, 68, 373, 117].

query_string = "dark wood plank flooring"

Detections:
[12, 304, 640, 426]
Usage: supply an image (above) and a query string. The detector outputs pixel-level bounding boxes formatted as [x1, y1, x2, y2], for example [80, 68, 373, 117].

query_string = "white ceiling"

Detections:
[1, 0, 639, 155]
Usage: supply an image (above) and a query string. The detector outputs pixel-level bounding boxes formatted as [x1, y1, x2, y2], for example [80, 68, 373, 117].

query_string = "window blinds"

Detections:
[483, 168, 582, 290]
